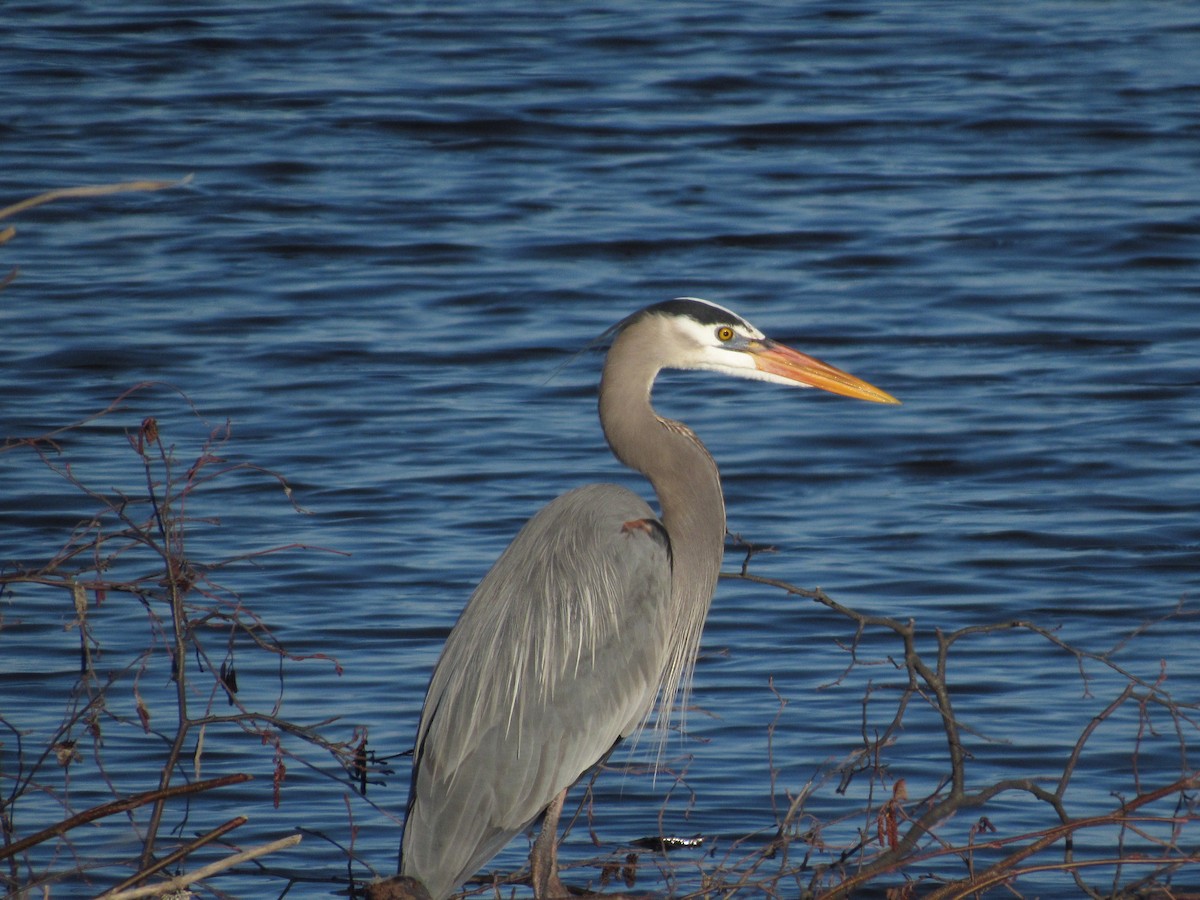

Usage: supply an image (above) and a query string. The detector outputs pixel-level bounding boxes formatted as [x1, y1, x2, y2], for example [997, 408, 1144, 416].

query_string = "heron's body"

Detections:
[400, 484, 671, 897]
[399, 299, 897, 899]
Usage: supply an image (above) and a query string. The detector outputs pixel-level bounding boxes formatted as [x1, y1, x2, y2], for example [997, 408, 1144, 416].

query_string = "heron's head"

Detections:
[619, 297, 899, 405]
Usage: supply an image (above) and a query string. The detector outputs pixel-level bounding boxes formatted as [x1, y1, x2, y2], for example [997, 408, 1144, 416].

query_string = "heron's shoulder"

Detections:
[547, 483, 655, 517]
[511, 483, 666, 562]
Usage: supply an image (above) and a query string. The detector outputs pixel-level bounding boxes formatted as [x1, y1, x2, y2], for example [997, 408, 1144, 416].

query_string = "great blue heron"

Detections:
[398, 298, 898, 899]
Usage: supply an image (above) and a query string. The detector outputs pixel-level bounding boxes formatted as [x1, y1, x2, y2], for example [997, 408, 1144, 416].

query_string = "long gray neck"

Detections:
[598, 319, 726, 731]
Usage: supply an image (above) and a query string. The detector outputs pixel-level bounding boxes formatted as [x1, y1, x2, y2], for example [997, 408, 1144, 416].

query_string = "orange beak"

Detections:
[751, 339, 900, 405]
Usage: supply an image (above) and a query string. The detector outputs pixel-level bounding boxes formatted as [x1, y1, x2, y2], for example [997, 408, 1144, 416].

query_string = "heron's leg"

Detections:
[530, 787, 568, 898]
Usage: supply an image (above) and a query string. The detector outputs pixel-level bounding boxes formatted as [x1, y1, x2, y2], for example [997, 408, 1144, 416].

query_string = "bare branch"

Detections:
[0, 176, 192, 222]
[0, 774, 251, 862]
[103, 833, 302, 900]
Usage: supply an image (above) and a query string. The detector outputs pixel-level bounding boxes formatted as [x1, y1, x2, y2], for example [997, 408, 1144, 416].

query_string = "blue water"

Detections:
[2, 2, 1199, 896]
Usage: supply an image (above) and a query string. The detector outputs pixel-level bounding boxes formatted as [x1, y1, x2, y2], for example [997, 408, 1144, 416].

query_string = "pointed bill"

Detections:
[751, 339, 900, 404]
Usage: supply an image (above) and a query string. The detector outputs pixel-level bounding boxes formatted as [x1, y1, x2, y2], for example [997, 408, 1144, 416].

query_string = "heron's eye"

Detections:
[716, 326, 735, 342]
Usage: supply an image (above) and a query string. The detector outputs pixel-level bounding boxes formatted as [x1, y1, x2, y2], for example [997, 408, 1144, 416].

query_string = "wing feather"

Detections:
[400, 483, 671, 899]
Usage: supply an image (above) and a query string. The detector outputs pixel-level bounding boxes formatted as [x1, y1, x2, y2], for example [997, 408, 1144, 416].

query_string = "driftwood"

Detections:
[102, 833, 302, 900]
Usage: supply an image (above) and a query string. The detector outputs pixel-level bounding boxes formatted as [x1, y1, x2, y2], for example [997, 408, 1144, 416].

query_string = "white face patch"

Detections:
[661, 300, 767, 375]
[672, 297, 766, 340]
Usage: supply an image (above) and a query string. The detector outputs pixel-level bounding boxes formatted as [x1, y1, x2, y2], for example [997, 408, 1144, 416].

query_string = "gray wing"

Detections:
[400, 482, 671, 899]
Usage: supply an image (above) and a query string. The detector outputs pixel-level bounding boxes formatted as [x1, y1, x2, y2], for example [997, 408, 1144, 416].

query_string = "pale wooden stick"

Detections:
[104, 833, 301, 899]
[0, 174, 193, 222]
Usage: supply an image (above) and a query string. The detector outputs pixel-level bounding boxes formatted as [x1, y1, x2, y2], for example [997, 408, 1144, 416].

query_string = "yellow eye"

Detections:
[716, 326, 735, 342]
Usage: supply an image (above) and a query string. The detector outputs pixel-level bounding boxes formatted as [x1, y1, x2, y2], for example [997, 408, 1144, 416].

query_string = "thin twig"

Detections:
[0, 774, 251, 862]
[97, 816, 248, 897]
[103, 833, 301, 900]
[0, 176, 192, 222]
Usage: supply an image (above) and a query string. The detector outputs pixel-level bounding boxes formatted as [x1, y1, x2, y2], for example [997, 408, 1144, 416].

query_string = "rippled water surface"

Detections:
[2, 2, 1199, 897]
